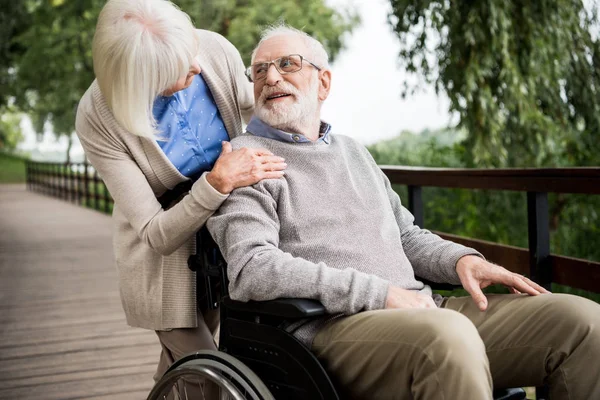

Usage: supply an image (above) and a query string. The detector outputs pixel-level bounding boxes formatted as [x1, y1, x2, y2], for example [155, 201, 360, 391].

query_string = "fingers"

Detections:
[261, 170, 286, 179]
[505, 274, 541, 296]
[259, 155, 286, 165]
[221, 141, 233, 154]
[253, 147, 275, 156]
[462, 277, 488, 311]
[522, 276, 552, 294]
[508, 287, 521, 295]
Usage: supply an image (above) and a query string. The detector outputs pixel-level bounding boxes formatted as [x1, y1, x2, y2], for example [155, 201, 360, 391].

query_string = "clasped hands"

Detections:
[385, 255, 551, 311]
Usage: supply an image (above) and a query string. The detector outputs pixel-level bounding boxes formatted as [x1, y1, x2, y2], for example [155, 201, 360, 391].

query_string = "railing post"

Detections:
[408, 185, 424, 227]
[68, 162, 74, 203]
[103, 184, 110, 214]
[527, 192, 552, 289]
[527, 191, 552, 400]
[25, 161, 30, 191]
[94, 171, 100, 211]
[62, 162, 68, 201]
[83, 161, 90, 208]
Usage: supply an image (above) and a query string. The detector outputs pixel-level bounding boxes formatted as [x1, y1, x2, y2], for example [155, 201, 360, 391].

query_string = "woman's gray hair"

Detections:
[92, 0, 199, 137]
[251, 24, 329, 69]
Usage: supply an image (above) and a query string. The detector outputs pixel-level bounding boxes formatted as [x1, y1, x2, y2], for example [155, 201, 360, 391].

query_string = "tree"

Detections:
[2, 0, 358, 159]
[387, 0, 600, 167]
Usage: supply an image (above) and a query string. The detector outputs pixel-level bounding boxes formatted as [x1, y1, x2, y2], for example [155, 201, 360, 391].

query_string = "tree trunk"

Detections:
[65, 133, 72, 164]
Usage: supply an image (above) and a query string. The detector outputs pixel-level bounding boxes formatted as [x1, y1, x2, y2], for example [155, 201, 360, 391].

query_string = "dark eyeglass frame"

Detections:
[245, 54, 322, 83]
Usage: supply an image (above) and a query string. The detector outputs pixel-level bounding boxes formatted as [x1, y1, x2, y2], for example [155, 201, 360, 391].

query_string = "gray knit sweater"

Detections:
[207, 132, 480, 346]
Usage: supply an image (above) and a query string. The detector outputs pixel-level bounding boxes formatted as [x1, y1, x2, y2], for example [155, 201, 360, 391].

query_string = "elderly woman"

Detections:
[75, 0, 286, 387]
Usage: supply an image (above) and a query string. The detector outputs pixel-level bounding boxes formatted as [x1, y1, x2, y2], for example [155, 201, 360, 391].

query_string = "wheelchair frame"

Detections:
[153, 228, 527, 400]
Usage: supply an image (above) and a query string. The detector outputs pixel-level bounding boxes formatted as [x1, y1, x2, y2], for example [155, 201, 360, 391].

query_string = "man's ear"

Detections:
[318, 69, 332, 101]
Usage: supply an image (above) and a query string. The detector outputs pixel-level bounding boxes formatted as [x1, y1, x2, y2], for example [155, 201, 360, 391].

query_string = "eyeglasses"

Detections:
[245, 54, 322, 83]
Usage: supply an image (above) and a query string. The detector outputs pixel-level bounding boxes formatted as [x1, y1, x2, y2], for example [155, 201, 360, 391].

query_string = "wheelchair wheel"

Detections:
[147, 350, 274, 400]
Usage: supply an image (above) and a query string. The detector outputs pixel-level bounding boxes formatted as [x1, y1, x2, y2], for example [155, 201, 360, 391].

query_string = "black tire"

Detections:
[147, 350, 274, 400]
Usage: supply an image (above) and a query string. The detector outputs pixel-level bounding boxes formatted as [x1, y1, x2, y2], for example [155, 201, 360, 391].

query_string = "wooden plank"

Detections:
[0, 314, 128, 333]
[0, 343, 159, 377]
[554, 254, 600, 293]
[0, 185, 162, 399]
[1, 362, 157, 390]
[0, 324, 147, 349]
[382, 166, 600, 194]
[0, 331, 158, 360]
[84, 390, 153, 400]
[0, 370, 154, 400]
[435, 232, 530, 276]
[436, 232, 600, 293]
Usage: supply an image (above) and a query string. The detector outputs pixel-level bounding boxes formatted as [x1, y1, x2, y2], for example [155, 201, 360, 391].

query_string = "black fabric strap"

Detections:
[157, 179, 194, 209]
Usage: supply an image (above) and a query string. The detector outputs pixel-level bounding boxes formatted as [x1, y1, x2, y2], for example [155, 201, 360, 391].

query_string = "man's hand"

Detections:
[385, 285, 437, 309]
[456, 255, 551, 311]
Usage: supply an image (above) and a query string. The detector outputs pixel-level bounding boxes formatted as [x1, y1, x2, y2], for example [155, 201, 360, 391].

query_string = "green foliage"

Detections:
[388, 0, 600, 167]
[0, 109, 24, 151]
[368, 129, 600, 261]
[176, 0, 359, 65]
[1, 0, 358, 143]
[0, 152, 27, 183]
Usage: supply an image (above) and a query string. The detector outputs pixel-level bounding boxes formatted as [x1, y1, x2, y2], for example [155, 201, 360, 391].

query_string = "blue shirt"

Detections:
[246, 116, 331, 144]
[153, 74, 229, 179]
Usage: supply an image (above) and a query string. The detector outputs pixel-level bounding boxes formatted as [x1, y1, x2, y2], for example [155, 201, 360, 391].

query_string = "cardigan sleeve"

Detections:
[208, 31, 254, 123]
[75, 89, 228, 256]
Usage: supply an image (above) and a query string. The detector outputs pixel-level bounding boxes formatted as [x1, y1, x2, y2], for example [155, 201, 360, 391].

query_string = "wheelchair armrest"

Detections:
[223, 297, 327, 319]
[419, 277, 461, 291]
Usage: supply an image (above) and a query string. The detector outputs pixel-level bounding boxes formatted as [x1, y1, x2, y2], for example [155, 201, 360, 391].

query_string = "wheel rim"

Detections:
[148, 351, 273, 400]
[152, 364, 246, 400]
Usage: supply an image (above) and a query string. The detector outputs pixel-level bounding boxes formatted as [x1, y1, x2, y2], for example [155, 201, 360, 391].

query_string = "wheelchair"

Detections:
[147, 228, 528, 400]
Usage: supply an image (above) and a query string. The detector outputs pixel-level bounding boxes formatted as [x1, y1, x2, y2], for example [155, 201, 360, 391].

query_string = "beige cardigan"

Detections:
[75, 30, 253, 330]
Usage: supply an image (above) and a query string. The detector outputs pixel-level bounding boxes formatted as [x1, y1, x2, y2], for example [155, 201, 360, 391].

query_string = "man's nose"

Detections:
[265, 63, 282, 86]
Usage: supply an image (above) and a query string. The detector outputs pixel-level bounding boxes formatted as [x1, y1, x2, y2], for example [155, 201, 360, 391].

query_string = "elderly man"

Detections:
[207, 25, 600, 399]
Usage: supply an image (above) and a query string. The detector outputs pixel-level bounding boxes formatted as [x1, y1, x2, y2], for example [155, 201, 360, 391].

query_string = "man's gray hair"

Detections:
[251, 24, 329, 68]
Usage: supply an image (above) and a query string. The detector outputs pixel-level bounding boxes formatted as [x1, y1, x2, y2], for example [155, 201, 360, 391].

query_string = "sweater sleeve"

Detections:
[75, 95, 228, 256]
[379, 170, 483, 284]
[207, 183, 390, 314]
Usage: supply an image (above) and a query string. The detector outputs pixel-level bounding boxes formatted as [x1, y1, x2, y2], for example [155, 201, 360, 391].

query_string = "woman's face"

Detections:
[162, 60, 201, 96]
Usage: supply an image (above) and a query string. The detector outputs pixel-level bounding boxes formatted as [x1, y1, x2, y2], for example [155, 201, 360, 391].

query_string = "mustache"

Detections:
[258, 82, 301, 103]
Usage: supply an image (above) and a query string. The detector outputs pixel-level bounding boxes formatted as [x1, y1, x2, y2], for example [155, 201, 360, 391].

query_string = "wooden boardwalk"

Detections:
[0, 184, 160, 400]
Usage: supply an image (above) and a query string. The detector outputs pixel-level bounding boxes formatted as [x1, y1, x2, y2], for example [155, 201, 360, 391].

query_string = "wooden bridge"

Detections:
[0, 184, 160, 400]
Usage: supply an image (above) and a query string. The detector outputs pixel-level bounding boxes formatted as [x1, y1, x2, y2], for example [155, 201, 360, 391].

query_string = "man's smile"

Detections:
[266, 92, 292, 101]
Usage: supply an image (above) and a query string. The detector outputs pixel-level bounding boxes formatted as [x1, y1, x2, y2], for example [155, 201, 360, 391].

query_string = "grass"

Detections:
[0, 152, 27, 183]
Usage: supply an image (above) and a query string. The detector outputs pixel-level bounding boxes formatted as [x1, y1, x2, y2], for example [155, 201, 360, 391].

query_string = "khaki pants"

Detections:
[311, 293, 600, 400]
[154, 307, 220, 399]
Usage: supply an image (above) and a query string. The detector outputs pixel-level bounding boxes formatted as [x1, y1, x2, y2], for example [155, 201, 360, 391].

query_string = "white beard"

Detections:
[255, 78, 319, 134]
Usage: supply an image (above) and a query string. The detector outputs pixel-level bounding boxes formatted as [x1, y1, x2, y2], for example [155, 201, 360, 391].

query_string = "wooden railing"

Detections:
[25, 161, 114, 214]
[24, 161, 599, 295]
[381, 166, 600, 295]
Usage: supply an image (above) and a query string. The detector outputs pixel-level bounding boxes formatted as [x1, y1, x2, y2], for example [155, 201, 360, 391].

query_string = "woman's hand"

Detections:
[206, 141, 287, 194]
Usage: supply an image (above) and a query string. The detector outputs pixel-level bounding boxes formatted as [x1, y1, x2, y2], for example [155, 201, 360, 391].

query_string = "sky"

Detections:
[18, 0, 454, 159]
[322, 0, 454, 145]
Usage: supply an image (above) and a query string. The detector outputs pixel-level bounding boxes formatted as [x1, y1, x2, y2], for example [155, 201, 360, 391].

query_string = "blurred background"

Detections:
[1, 0, 599, 277]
